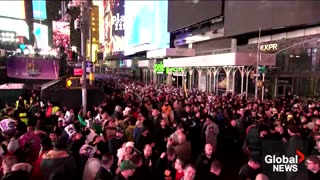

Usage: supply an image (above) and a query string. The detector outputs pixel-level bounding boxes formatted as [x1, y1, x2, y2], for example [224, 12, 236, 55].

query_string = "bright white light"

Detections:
[2, 37, 6, 41]
[16, 49, 21, 53]
[16, 38, 19, 42]
[10, 33, 14, 38]
[29, 49, 35, 55]
[1, 33, 4, 37]
[24, 49, 30, 55]
[126, 60, 132, 67]
[5, 33, 10, 37]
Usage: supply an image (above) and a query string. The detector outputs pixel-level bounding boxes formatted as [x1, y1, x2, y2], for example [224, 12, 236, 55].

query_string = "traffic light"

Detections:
[66, 77, 81, 88]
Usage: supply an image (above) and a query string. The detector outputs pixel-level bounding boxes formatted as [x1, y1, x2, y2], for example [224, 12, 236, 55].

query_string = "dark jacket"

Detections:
[153, 156, 175, 180]
[1, 170, 29, 180]
[95, 166, 115, 180]
[40, 150, 78, 180]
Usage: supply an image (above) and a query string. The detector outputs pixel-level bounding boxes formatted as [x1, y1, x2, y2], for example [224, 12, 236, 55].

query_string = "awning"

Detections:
[163, 52, 276, 67]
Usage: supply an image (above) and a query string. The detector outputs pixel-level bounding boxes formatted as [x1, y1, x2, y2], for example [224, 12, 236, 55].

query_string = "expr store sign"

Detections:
[154, 62, 184, 75]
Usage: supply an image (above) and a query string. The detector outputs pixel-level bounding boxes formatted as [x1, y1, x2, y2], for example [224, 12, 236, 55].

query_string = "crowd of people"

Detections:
[0, 77, 320, 180]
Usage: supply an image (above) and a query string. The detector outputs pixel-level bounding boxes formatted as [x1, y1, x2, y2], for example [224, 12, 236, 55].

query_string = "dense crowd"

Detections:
[0, 77, 320, 180]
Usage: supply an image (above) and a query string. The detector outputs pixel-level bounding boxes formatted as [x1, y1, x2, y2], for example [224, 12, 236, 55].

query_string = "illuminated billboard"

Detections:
[52, 21, 70, 48]
[0, 1, 26, 19]
[32, 0, 47, 20]
[103, 0, 125, 58]
[0, 18, 29, 39]
[33, 23, 48, 48]
[124, 1, 169, 56]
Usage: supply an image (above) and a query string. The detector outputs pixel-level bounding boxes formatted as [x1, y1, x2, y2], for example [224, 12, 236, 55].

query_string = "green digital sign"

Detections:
[154, 62, 185, 74]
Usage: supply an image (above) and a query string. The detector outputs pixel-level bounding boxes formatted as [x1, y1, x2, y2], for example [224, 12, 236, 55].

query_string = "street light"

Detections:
[67, 0, 90, 115]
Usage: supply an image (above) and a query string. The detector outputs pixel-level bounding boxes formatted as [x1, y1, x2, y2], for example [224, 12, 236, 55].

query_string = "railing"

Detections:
[195, 48, 232, 56]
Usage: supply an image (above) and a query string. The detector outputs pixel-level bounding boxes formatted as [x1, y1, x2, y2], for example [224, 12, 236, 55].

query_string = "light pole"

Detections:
[68, 0, 90, 115]
[255, 28, 262, 100]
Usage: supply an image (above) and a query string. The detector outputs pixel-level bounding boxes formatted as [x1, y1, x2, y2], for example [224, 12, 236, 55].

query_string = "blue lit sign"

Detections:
[124, 1, 169, 55]
[32, 0, 47, 20]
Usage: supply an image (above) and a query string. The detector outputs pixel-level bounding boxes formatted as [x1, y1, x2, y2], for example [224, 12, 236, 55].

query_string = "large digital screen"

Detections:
[224, 1, 320, 36]
[103, 0, 125, 57]
[0, 18, 29, 39]
[0, 1, 26, 19]
[7, 57, 59, 80]
[168, 0, 222, 32]
[33, 23, 48, 48]
[124, 1, 169, 55]
[52, 21, 70, 48]
[32, 0, 47, 20]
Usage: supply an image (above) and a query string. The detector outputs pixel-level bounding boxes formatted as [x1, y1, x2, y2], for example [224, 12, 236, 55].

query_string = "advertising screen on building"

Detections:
[103, 0, 125, 58]
[168, 0, 222, 32]
[0, 18, 29, 39]
[33, 23, 48, 48]
[7, 57, 59, 80]
[0, 1, 26, 19]
[32, 0, 47, 20]
[124, 1, 169, 56]
[224, 1, 320, 36]
[52, 21, 70, 48]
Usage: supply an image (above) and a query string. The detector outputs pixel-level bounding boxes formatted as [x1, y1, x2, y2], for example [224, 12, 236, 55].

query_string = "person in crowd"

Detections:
[40, 136, 78, 180]
[1, 155, 31, 180]
[204, 160, 221, 180]
[168, 134, 191, 162]
[136, 126, 153, 152]
[239, 152, 261, 180]
[109, 126, 125, 155]
[95, 153, 115, 180]
[180, 164, 196, 180]
[174, 156, 186, 180]
[4, 75, 320, 180]
[155, 119, 172, 153]
[305, 155, 320, 179]
[113, 160, 136, 180]
[195, 144, 215, 179]
[167, 123, 184, 148]
[154, 147, 176, 180]
[82, 158, 101, 180]
[255, 173, 269, 180]
[31, 137, 53, 179]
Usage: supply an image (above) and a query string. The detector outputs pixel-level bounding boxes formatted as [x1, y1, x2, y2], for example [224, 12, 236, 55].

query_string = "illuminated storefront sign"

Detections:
[260, 43, 278, 52]
[154, 62, 184, 74]
[32, 0, 47, 20]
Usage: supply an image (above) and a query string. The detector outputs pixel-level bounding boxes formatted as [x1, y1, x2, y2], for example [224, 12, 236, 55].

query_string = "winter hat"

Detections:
[125, 141, 134, 148]
[120, 160, 136, 171]
[7, 138, 19, 153]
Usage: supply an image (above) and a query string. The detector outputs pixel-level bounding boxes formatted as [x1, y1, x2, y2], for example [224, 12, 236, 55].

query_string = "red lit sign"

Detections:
[73, 68, 83, 76]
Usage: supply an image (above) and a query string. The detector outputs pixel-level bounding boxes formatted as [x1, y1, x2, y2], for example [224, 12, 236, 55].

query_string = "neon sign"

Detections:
[154, 62, 184, 74]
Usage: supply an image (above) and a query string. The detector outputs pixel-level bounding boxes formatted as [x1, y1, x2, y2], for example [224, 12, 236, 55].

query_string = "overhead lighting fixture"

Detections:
[295, 55, 300, 58]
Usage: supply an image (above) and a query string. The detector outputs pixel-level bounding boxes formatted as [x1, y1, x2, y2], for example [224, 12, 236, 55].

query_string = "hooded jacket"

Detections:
[40, 150, 78, 180]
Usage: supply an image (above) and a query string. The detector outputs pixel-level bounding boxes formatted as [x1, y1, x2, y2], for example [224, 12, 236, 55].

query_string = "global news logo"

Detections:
[264, 150, 305, 172]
